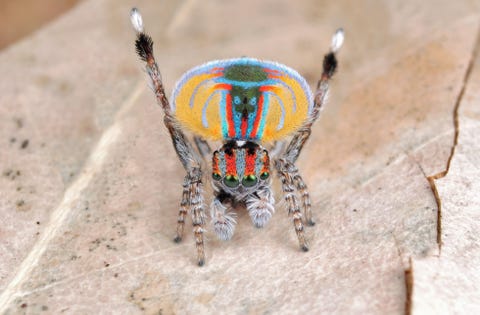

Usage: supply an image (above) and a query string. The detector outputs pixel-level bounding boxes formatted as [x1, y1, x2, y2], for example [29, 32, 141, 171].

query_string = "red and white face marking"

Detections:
[212, 141, 270, 196]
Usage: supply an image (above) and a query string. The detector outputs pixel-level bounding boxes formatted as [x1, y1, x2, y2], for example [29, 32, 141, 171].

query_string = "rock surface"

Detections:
[0, 1, 479, 314]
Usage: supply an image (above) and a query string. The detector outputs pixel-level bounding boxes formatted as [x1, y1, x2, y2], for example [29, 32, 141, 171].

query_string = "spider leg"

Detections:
[173, 175, 191, 243]
[131, 8, 207, 266]
[292, 170, 314, 226]
[188, 168, 207, 266]
[194, 136, 212, 159]
[275, 29, 344, 249]
[269, 140, 286, 160]
[210, 194, 237, 241]
[284, 28, 344, 163]
[274, 158, 308, 251]
[245, 185, 275, 228]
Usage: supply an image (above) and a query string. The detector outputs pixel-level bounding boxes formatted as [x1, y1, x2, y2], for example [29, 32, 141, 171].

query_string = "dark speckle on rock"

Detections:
[106, 244, 118, 251]
[3, 169, 21, 180]
[14, 118, 23, 129]
[21, 139, 29, 149]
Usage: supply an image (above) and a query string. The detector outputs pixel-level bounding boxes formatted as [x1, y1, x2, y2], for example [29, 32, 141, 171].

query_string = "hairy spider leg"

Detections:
[131, 8, 207, 266]
[274, 28, 344, 249]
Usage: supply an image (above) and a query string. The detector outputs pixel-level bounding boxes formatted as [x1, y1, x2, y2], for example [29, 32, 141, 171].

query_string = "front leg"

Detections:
[188, 167, 207, 266]
[274, 158, 309, 251]
[173, 175, 191, 243]
[292, 168, 314, 226]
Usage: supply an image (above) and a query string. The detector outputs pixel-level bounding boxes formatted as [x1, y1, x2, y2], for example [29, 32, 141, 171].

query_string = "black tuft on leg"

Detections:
[322, 52, 338, 78]
[135, 33, 154, 62]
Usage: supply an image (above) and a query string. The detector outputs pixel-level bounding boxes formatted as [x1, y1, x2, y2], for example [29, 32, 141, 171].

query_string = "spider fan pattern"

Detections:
[171, 58, 313, 142]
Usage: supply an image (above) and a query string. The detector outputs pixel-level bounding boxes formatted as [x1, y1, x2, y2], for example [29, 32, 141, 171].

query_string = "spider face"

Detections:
[212, 141, 270, 198]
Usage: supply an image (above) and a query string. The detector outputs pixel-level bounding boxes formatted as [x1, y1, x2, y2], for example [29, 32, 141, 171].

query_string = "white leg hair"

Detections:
[210, 198, 237, 241]
[246, 185, 275, 228]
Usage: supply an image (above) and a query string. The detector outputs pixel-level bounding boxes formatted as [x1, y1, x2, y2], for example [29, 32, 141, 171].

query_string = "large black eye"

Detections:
[242, 175, 257, 187]
[260, 172, 269, 180]
[212, 173, 221, 181]
[224, 175, 239, 188]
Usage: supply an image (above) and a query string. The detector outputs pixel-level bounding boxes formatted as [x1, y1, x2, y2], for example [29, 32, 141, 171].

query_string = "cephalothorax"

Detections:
[130, 8, 344, 266]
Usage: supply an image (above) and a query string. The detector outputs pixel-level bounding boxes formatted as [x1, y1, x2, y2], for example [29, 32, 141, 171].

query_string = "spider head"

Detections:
[212, 141, 270, 197]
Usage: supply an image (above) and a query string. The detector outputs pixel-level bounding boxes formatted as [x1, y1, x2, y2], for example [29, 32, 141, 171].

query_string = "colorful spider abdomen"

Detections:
[171, 58, 313, 142]
[212, 141, 270, 195]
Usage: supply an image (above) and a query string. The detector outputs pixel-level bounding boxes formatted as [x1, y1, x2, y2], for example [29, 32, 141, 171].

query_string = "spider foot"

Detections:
[249, 207, 274, 228]
[210, 199, 237, 241]
[213, 216, 237, 241]
[246, 189, 275, 228]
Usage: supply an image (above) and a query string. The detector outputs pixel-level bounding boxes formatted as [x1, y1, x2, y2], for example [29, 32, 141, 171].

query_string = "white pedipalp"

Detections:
[210, 199, 237, 241]
[246, 185, 275, 228]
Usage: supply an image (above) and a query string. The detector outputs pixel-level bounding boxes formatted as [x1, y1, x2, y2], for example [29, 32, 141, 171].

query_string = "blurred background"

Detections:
[0, 0, 81, 49]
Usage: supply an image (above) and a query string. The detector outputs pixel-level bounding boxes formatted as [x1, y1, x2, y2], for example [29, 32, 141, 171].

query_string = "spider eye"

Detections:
[242, 174, 257, 187]
[260, 172, 269, 180]
[224, 175, 239, 187]
[212, 173, 221, 181]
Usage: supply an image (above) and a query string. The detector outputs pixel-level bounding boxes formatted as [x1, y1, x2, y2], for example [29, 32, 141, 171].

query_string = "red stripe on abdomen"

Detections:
[241, 116, 248, 138]
[250, 94, 264, 139]
[225, 94, 235, 138]
[214, 83, 231, 90]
